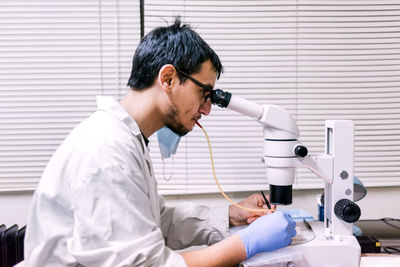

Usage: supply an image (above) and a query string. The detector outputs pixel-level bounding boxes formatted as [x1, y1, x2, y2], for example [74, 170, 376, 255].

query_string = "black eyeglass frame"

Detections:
[175, 69, 214, 103]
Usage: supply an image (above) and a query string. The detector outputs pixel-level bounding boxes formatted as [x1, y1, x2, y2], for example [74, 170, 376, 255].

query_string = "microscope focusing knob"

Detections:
[334, 199, 361, 223]
[294, 145, 308, 157]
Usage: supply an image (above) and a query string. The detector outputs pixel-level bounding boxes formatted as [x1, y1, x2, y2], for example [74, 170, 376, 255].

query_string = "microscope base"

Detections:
[299, 221, 360, 267]
[240, 221, 360, 267]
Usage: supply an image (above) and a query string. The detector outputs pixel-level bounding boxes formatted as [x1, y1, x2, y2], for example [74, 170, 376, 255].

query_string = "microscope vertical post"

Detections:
[324, 120, 355, 237]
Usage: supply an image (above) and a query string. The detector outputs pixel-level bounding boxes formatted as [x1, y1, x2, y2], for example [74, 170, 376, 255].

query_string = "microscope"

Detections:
[211, 89, 361, 267]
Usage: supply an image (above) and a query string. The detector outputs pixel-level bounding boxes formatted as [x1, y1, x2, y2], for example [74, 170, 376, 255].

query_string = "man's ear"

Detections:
[158, 64, 176, 93]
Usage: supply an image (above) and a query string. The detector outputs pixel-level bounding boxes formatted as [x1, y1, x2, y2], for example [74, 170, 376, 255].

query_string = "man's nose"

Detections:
[199, 98, 212, 115]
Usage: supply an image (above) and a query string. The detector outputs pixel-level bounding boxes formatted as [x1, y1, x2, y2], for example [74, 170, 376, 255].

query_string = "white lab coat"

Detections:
[24, 96, 229, 267]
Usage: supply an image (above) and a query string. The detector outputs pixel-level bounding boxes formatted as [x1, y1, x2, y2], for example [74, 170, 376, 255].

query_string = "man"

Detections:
[25, 18, 296, 266]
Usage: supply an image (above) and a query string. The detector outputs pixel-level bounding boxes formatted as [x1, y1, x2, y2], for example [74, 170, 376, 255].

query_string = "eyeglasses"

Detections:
[176, 69, 214, 104]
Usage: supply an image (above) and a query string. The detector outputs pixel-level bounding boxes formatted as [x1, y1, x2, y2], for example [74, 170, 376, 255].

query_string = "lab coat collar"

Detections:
[96, 95, 147, 153]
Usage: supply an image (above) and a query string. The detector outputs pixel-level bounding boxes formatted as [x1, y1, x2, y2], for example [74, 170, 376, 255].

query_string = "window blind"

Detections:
[144, 0, 400, 195]
[1, 1, 399, 194]
[0, 0, 140, 191]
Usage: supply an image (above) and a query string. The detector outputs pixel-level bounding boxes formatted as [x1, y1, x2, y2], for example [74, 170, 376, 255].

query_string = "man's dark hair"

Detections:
[127, 17, 223, 89]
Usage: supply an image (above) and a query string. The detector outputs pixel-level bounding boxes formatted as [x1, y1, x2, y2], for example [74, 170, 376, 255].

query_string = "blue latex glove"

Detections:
[237, 211, 297, 259]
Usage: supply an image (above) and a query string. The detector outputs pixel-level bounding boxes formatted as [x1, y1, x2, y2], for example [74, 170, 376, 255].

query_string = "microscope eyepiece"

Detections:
[211, 89, 232, 108]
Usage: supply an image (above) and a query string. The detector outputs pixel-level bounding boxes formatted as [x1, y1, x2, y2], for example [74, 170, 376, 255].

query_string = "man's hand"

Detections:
[229, 193, 276, 226]
[237, 211, 296, 259]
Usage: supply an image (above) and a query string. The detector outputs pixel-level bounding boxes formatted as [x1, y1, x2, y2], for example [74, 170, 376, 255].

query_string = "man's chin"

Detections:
[165, 124, 189, 137]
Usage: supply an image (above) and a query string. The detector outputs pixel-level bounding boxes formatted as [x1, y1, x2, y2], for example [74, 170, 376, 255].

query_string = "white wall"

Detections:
[1, 186, 399, 227]
[0, 191, 33, 227]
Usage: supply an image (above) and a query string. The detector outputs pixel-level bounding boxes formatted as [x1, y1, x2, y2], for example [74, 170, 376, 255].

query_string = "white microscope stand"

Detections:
[298, 120, 361, 267]
[293, 120, 361, 266]
[297, 121, 360, 236]
[242, 121, 361, 267]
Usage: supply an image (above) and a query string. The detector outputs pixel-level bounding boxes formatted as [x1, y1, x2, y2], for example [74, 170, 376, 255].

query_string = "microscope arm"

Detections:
[295, 155, 334, 184]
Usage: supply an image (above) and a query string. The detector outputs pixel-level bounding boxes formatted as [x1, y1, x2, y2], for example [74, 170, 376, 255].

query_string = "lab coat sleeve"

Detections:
[68, 164, 186, 267]
[159, 196, 230, 250]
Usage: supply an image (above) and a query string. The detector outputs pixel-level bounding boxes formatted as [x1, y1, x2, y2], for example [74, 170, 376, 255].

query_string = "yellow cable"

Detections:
[198, 124, 274, 213]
